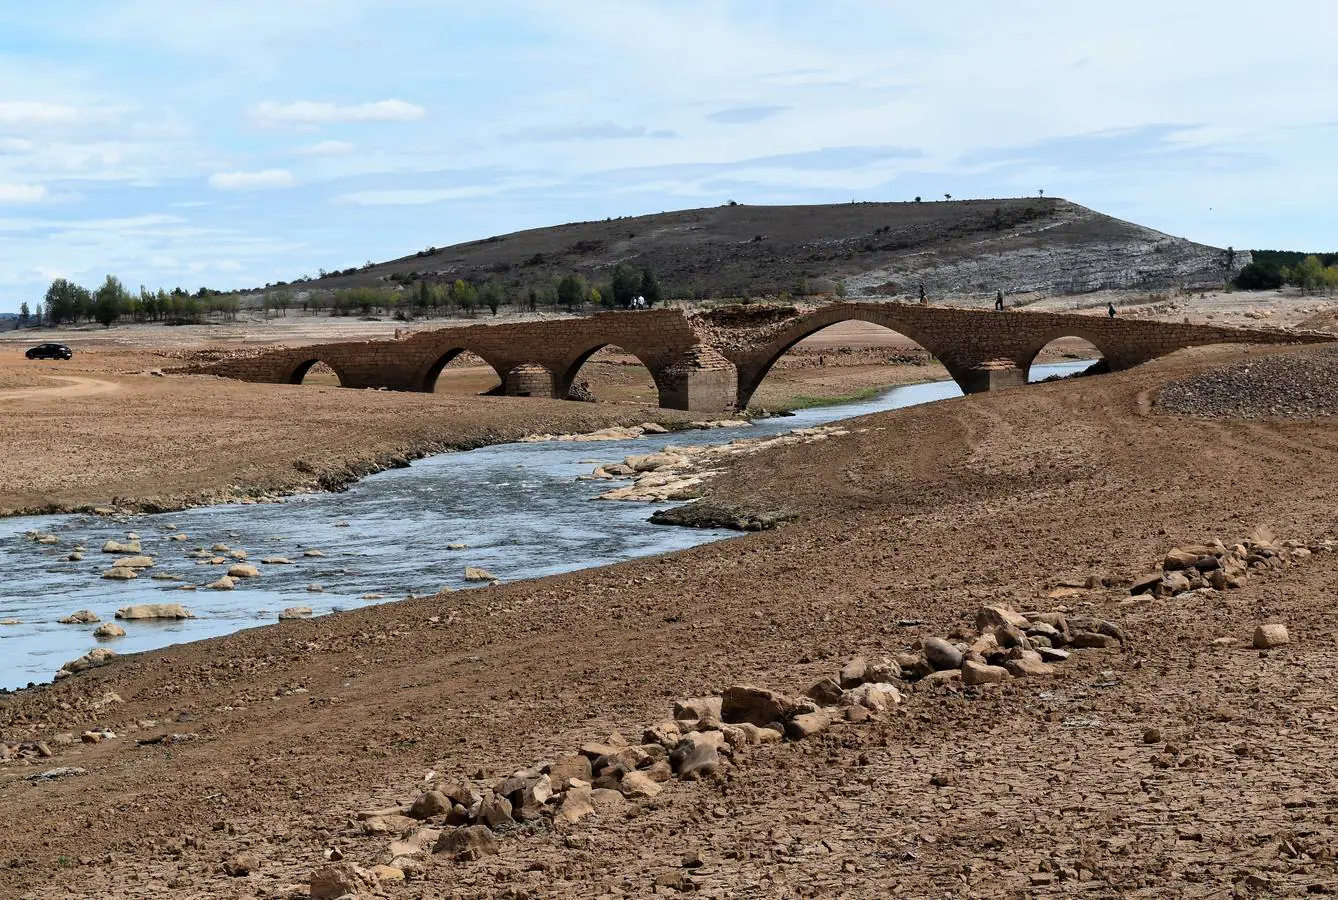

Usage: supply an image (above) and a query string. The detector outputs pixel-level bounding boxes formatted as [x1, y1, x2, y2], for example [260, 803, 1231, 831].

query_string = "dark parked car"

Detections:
[25, 343, 73, 360]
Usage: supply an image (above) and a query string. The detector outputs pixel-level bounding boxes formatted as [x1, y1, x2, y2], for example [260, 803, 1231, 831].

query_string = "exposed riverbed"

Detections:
[0, 362, 1090, 690]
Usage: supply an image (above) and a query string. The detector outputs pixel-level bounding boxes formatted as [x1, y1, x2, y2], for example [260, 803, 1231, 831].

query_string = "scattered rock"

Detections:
[116, 603, 194, 620]
[785, 709, 835, 740]
[279, 607, 313, 620]
[227, 563, 260, 578]
[464, 566, 500, 582]
[222, 852, 260, 877]
[962, 659, 1010, 686]
[557, 778, 596, 824]
[670, 733, 721, 780]
[101, 540, 141, 554]
[434, 825, 499, 861]
[114, 555, 154, 569]
[721, 684, 798, 727]
[838, 656, 868, 688]
[409, 790, 451, 820]
[101, 567, 137, 581]
[1253, 623, 1290, 649]
[309, 863, 379, 899]
[804, 677, 845, 706]
[58, 610, 100, 625]
[93, 623, 126, 639]
[548, 753, 593, 790]
[976, 604, 1029, 631]
[260, 556, 291, 565]
[671, 696, 722, 721]
[1003, 657, 1057, 678]
[206, 575, 236, 591]
[923, 636, 964, 670]
[619, 770, 664, 799]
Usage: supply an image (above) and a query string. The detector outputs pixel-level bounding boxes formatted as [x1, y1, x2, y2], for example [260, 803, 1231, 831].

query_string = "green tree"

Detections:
[834, 281, 848, 298]
[18, 302, 29, 326]
[588, 286, 603, 307]
[640, 266, 662, 307]
[556, 275, 585, 311]
[449, 279, 477, 316]
[44, 278, 85, 325]
[93, 275, 128, 327]
[480, 280, 505, 316]
[610, 262, 642, 308]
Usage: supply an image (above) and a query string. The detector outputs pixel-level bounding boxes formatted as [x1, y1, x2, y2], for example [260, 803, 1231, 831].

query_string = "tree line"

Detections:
[17, 263, 667, 329]
[1235, 251, 1338, 293]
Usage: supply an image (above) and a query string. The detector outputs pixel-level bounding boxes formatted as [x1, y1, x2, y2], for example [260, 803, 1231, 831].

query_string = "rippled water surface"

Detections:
[0, 362, 1089, 689]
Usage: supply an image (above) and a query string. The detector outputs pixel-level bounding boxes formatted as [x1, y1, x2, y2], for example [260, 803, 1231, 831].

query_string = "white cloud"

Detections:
[0, 184, 47, 203]
[294, 140, 356, 156]
[208, 169, 296, 190]
[252, 99, 426, 126]
[0, 101, 84, 127]
[0, 138, 35, 153]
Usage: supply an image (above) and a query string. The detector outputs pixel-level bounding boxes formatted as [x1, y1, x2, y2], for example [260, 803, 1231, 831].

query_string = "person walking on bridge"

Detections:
[1107, 301, 1117, 318]
[995, 290, 1005, 311]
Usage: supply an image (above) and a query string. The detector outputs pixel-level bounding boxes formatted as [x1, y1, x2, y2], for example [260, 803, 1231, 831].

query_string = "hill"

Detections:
[292, 198, 1241, 303]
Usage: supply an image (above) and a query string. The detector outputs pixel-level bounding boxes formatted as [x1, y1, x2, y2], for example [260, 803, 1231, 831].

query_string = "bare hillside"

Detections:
[295, 198, 1241, 303]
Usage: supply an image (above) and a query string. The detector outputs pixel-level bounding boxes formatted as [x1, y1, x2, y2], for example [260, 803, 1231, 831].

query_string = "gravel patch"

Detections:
[1157, 347, 1338, 418]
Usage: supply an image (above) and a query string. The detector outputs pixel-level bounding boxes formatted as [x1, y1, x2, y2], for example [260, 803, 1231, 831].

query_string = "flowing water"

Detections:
[0, 361, 1091, 690]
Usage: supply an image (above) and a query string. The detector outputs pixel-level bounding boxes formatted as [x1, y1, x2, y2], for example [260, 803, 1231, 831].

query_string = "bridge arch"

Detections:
[418, 347, 507, 394]
[736, 309, 960, 408]
[557, 342, 664, 404]
[1018, 327, 1114, 382]
[288, 358, 347, 387]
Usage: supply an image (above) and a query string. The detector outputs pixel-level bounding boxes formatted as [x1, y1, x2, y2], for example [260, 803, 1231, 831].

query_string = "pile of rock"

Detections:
[320, 600, 1124, 892]
[884, 604, 1124, 689]
[330, 678, 906, 889]
[1132, 528, 1322, 600]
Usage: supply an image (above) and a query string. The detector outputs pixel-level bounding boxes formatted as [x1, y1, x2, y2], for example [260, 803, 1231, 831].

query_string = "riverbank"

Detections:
[3, 343, 1337, 896]
[0, 337, 946, 516]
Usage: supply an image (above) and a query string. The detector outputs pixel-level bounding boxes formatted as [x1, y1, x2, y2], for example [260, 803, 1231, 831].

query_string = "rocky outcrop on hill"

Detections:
[844, 201, 1245, 302]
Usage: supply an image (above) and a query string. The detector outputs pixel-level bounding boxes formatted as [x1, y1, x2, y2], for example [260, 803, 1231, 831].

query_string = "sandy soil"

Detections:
[1, 342, 1336, 897]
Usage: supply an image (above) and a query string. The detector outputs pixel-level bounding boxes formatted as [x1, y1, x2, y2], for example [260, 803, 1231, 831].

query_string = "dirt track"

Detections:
[2, 343, 1336, 897]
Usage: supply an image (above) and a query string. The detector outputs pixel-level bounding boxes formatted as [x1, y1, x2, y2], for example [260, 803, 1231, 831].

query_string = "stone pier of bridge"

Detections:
[176, 303, 1332, 412]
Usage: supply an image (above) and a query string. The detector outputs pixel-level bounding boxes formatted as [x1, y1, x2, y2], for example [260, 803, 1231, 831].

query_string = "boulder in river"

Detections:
[227, 564, 260, 579]
[93, 623, 126, 639]
[59, 610, 100, 625]
[259, 556, 291, 565]
[102, 567, 137, 581]
[114, 555, 154, 569]
[102, 540, 141, 554]
[116, 603, 195, 620]
[207, 576, 235, 591]
[279, 607, 313, 620]
[464, 567, 500, 583]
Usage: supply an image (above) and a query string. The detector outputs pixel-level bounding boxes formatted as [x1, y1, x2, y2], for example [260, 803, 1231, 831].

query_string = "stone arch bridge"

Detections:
[180, 304, 1331, 411]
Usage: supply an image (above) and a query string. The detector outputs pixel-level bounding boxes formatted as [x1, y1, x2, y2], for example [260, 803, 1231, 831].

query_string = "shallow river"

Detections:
[0, 361, 1089, 690]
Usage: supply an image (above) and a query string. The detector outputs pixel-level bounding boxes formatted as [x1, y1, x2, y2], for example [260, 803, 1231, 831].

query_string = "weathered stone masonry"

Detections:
[177, 304, 1332, 411]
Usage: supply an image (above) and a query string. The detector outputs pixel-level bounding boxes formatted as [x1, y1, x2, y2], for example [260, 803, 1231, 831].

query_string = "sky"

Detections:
[0, 0, 1335, 311]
